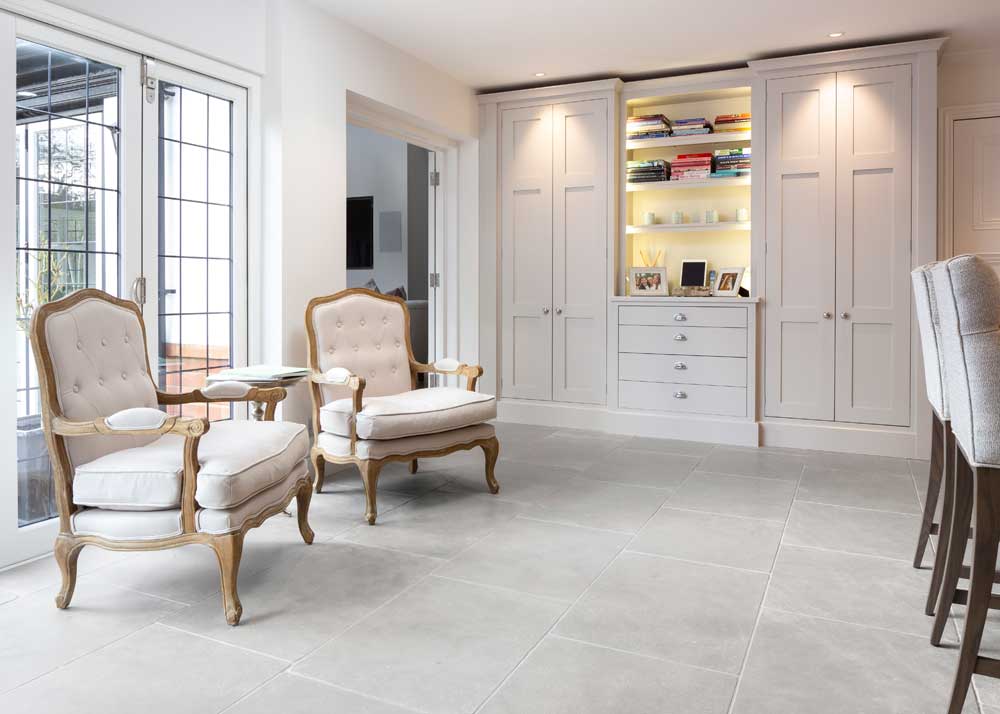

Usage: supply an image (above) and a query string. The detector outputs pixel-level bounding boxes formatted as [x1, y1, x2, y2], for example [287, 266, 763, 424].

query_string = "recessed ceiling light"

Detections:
[828, 31, 845, 38]
[534, 72, 546, 77]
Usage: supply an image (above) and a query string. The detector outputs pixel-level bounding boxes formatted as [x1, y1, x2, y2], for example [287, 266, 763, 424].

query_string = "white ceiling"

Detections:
[309, 0, 999, 90]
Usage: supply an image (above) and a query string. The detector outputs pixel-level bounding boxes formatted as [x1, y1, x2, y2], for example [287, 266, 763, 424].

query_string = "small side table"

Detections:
[207, 367, 308, 421]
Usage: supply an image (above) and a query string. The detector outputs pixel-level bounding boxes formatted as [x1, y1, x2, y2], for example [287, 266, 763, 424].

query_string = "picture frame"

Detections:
[680, 259, 708, 288]
[629, 267, 668, 296]
[713, 267, 745, 296]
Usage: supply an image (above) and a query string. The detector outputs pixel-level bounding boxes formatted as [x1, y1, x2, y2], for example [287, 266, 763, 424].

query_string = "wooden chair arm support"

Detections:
[309, 370, 366, 452]
[157, 386, 288, 406]
[51, 414, 209, 438]
[410, 361, 484, 391]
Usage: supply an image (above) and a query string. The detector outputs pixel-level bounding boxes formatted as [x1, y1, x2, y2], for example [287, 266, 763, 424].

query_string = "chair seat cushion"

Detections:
[317, 423, 495, 460]
[319, 387, 496, 440]
[72, 420, 309, 511]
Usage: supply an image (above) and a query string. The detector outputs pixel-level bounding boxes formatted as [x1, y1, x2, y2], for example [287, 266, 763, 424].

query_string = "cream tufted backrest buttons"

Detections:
[121, 372, 128, 380]
[375, 343, 381, 350]
[101, 338, 107, 346]
[98, 378, 105, 386]
[382, 317, 388, 324]
[72, 384, 80, 393]
[123, 335, 129, 344]
[76, 341, 82, 350]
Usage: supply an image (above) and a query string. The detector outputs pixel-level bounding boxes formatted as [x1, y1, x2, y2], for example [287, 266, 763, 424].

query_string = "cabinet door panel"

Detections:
[552, 99, 607, 404]
[953, 116, 1000, 278]
[764, 73, 837, 420]
[501, 105, 553, 400]
[834, 65, 911, 426]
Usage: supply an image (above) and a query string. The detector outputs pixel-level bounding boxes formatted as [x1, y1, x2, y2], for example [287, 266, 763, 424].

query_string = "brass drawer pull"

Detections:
[673, 391, 687, 399]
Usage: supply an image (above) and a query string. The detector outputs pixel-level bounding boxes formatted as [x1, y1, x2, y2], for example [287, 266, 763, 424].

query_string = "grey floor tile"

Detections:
[443, 457, 578, 506]
[797, 466, 922, 514]
[228, 672, 420, 714]
[0, 582, 184, 694]
[338, 488, 524, 559]
[502, 430, 627, 471]
[698, 447, 806, 482]
[480, 635, 737, 714]
[294, 575, 565, 714]
[323, 461, 450, 497]
[766, 545, 933, 636]
[623, 436, 716, 456]
[0, 624, 285, 714]
[0, 546, 124, 597]
[0, 589, 15, 606]
[630, 508, 784, 572]
[435, 517, 629, 601]
[784, 501, 922, 561]
[806, 450, 914, 476]
[733, 608, 976, 714]
[304, 483, 414, 532]
[668, 471, 797, 522]
[555, 552, 767, 674]
[583, 448, 699, 489]
[492, 420, 556, 445]
[527, 476, 671, 533]
[951, 605, 1000, 708]
[163, 542, 438, 661]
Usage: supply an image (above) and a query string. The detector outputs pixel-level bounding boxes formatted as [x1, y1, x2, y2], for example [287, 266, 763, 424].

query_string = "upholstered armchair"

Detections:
[305, 288, 500, 524]
[30, 289, 314, 625]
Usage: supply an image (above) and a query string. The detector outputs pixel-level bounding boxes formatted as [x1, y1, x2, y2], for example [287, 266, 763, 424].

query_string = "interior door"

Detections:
[764, 72, 837, 420]
[1, 16, 141, 566]
[953, 116, 1000, 276]
[834, 65, 911, 426]
[141, 61, 247, 421]
[500, 104, 552, 400]
[552, 99, 607, 404]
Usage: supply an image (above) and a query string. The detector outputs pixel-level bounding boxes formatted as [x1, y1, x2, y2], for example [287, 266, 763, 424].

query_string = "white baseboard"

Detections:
[760, 419, 919, 459]
[497, 399, 760, 447]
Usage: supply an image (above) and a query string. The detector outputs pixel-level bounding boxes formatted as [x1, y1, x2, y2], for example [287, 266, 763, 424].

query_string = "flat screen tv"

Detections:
[347, 196, 374, 269]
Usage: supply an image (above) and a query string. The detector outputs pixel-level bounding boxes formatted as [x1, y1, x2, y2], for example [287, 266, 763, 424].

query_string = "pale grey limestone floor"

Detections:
[0, 421, 987, 713]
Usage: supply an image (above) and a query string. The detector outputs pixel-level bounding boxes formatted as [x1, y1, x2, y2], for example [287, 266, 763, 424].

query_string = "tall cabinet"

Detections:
[755, 40, 941, 442]
[495, 86, 616, 405]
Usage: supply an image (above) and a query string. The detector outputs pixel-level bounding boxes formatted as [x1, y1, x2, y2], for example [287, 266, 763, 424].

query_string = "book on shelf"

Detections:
[710, 169, 751, 177]
[714, 112, 751, 133]
[627, 113, 672, 135]
[627, 130, 671, 141]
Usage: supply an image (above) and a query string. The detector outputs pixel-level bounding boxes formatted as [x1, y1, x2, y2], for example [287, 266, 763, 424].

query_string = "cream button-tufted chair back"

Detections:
[309, 291, 414, 404]
[930, 255, 1000, 467]
[911, 264, 949, 420]
[37, 294, 159, 468]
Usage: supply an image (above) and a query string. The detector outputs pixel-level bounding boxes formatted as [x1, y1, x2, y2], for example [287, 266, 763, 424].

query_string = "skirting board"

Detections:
[496, 399, 760, 447]
[761, 419, 921, 459]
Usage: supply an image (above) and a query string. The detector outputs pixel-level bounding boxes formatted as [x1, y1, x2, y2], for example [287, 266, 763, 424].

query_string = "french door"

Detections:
[0, 16, 248, 567]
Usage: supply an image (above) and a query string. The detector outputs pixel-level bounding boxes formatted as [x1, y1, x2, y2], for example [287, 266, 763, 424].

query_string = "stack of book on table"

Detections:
[670, 152, 712, 181]
[627, 159, 669, 184]
[713, 112, 751, 133]
[712, 147, 751, 177]
[671, 118, 713, 136]
[626, 113, 672, 140]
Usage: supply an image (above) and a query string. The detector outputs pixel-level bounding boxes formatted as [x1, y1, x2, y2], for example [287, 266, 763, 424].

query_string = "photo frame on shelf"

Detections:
[680, 259, 708, 288]
[713, 267, 745, 296]
[629, 267, 668, 296]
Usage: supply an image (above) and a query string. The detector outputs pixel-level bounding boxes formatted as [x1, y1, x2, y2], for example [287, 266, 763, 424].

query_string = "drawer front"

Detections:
[619, 353, 747, 387]
[620, 305, 746, 328]
[619, 325, 748, 357]
[619, 380, 747, 417]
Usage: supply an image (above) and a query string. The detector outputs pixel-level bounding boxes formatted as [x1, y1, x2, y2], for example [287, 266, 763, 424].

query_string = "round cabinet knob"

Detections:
[555, 307, 563, 315]
[542, 307, 550, 315]
[673, 313, 687, 322]
[673, 334, 687, 341]
[673, 391, 687, 399]
[673, 362, 687, 370]
[840, 312, 850, 320]
[822, 312, 832, 319]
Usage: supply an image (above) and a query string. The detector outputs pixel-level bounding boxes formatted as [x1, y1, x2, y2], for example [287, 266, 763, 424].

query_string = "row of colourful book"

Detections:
[714, 113, 751, 133]
[626, 113, 671, 141]
[712, 147, 751, 177]
[670, 152, 712, 180]
[626, 158, 669, 183]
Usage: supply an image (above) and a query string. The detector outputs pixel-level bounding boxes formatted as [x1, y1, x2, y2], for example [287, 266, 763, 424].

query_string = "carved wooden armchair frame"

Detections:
[30, 289, 314, 625]
[305, 288, 500, 524]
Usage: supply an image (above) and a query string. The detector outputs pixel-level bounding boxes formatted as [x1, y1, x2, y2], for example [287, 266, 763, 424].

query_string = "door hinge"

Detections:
[131, 276, 147, 306]
[141, 58, 157, 104]
[429, 272, 441, 288]
[429, 170, 440, 187]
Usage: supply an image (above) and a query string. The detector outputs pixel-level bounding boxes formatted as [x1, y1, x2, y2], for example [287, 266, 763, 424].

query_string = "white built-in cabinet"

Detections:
[500, 95, 611, 405]
[763, 63, 914, 427]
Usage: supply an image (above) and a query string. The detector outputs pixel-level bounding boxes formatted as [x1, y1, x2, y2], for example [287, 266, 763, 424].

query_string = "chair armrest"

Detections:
[157, 384, 288, 421]
[51, 412, 209, 438]
[309, 368, 366, 450]
[410, 358, 483, 391]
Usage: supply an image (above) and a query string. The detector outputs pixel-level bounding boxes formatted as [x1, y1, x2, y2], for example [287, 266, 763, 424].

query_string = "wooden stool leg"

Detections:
[927, 426, 956, 615]
[932, 448, 975, 646]
[915, 413, 946, 568]
[947, 465, 1000, 714]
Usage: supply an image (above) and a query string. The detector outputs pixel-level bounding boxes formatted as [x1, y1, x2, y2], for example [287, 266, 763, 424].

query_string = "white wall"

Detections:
[262, 0, 478, 424]
[345, 123, 408, 293]
[47, 0, 266, 74]
[939, 49, 1000, 107]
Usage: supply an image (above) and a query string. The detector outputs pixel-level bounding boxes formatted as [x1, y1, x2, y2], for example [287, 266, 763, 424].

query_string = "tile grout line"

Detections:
[621, 548, 773, 576]
[725, 463, 804, 714]
[793, 498, 922, 517]
[548, 633, 739, 679]
[284, 670, 433, 714]
[470, 465, 705, 714]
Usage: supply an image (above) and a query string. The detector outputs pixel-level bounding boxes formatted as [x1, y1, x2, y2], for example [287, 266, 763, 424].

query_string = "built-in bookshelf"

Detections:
[619, 77, 754, 297]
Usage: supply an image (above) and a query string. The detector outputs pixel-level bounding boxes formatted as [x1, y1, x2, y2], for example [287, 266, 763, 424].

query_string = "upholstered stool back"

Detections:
[912, 264, 949, 420]
[31, 291, 159, 468]
[307, 290, 414, 404]
[930, 255, 1000, 467]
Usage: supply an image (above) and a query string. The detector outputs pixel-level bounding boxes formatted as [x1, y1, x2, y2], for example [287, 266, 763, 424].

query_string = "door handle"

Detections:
[130, 276, 146, 306]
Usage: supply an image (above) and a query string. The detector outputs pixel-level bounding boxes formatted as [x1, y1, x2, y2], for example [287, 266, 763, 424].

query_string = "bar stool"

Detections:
[929, 255, 1000, 714]
[911, 264, 955, 616]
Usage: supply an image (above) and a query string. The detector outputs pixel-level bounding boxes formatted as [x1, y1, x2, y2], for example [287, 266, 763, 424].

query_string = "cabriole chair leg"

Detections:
[359, 460, 383, 525]
[296, 481, 315, 544]
[211, 533, 245, 626]
[482, 437, 500, 494]
[311, 450, 326, 494]
[53, 535, 84, 610]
